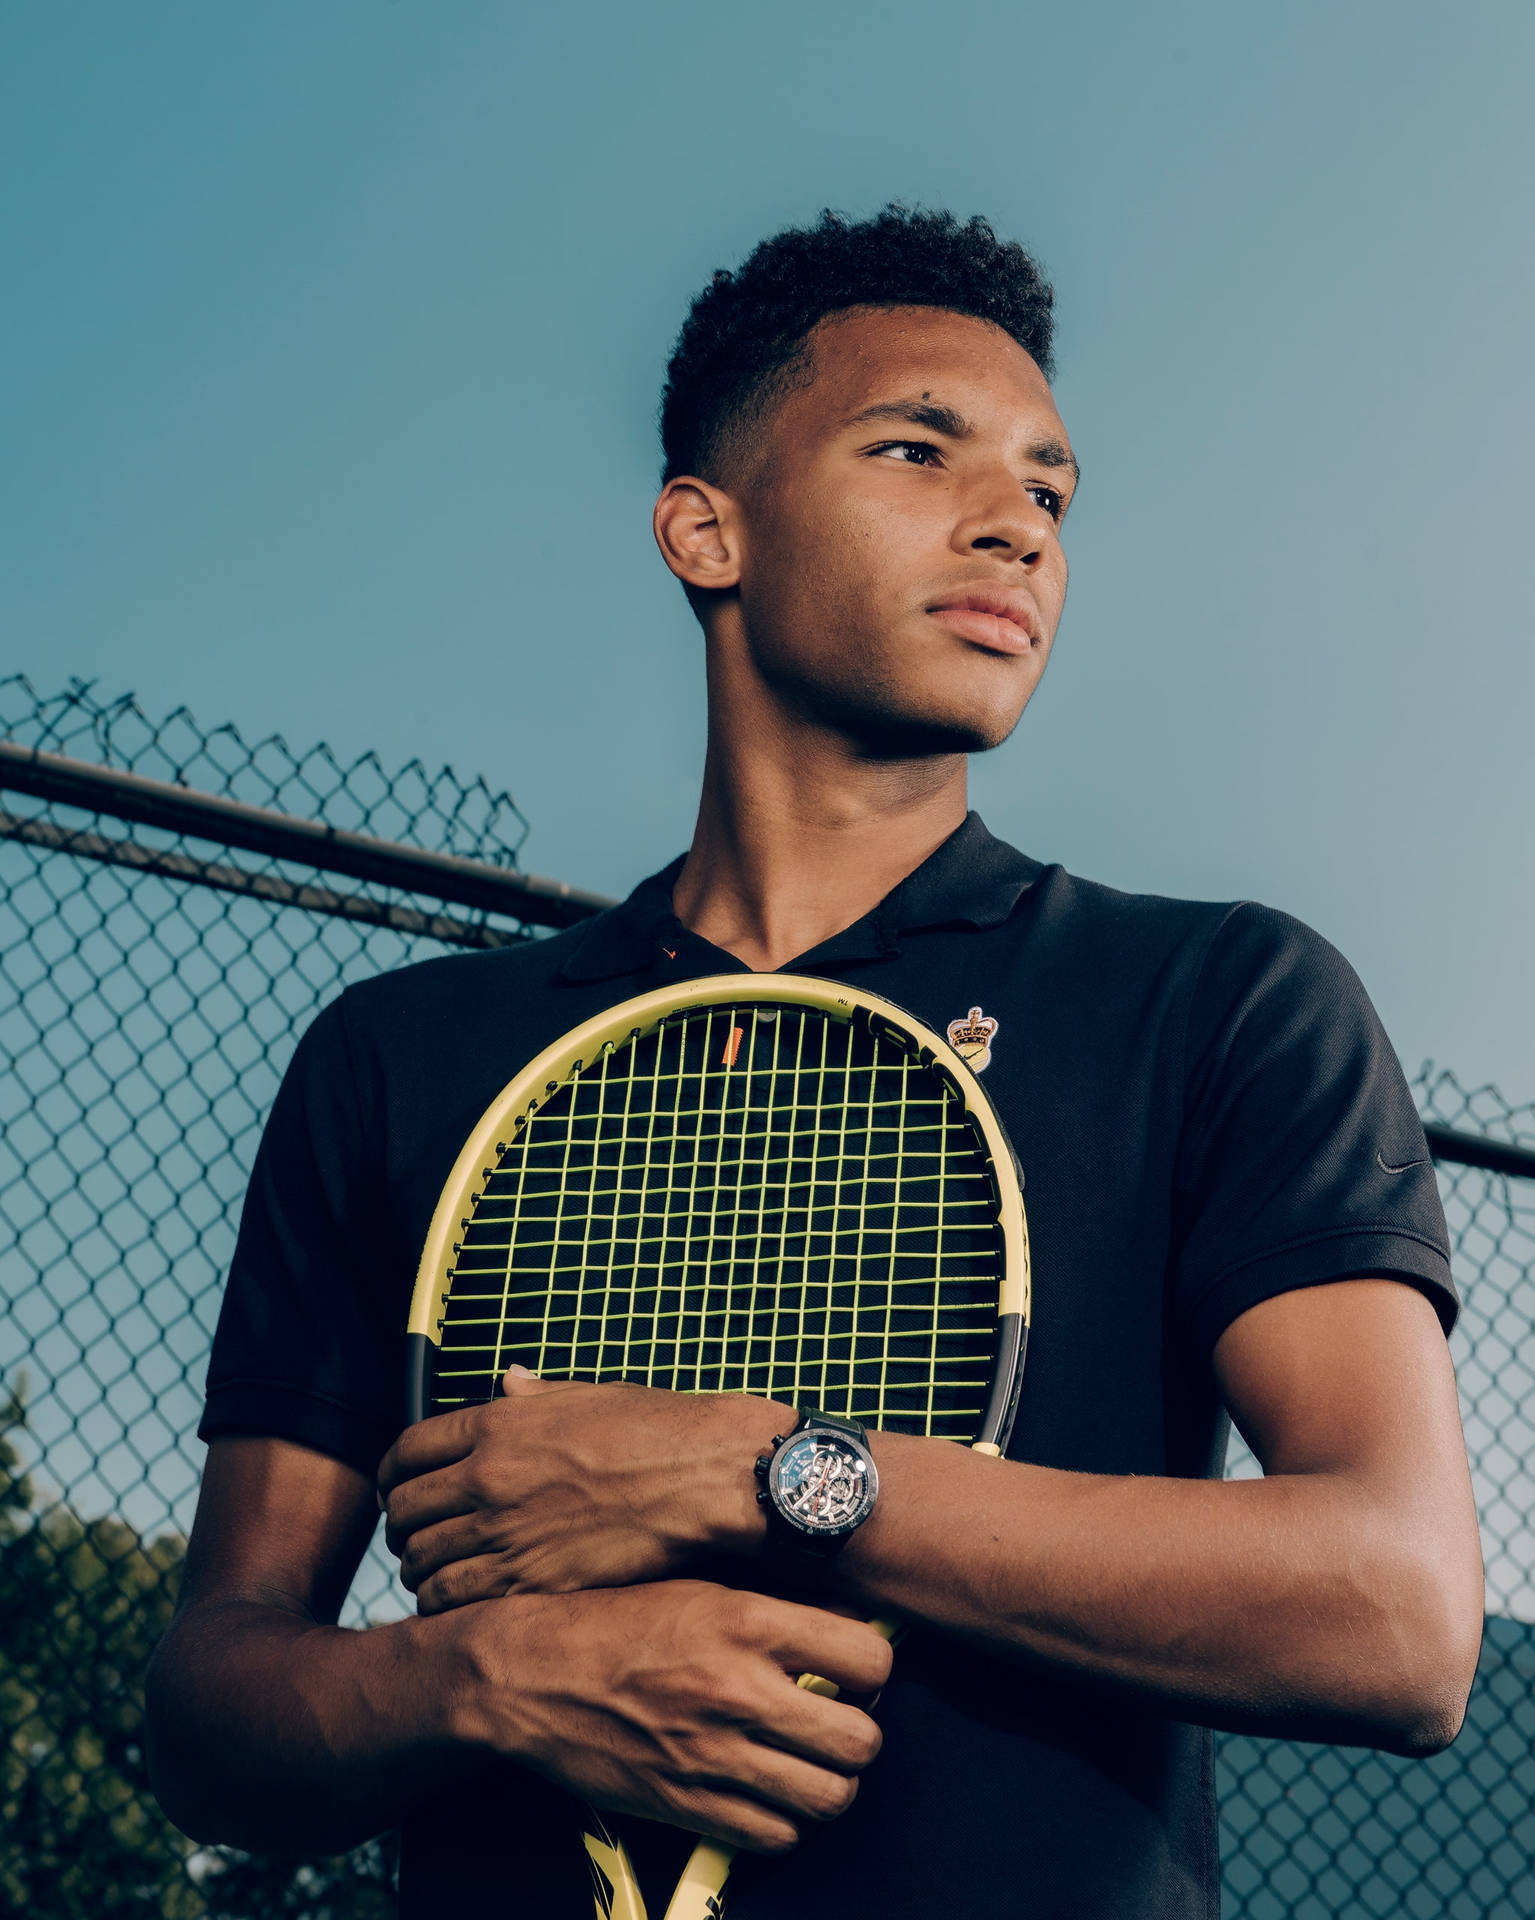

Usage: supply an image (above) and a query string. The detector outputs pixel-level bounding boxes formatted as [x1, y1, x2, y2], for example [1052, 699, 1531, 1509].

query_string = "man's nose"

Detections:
[952, 485, 1056, 565]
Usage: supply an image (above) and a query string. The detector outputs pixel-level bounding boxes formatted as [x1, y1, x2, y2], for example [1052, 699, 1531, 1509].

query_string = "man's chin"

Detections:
[764, 656, 1032, 759]
[847, 708, 1021, 760]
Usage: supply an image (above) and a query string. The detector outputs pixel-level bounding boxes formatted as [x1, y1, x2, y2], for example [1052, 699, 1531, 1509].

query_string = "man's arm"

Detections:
[146, 1438, 469, 1854]
[834, 1279, 1483, 1752]
[382, 1280, 1483, 1755]
[146, 1436, 890, 1858]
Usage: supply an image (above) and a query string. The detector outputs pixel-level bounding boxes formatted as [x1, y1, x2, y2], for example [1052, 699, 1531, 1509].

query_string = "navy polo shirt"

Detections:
[201, 812, 1455, 1920]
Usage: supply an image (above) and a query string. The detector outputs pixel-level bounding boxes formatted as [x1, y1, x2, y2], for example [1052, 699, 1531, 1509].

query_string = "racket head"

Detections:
[407, 973, 1028, 1449]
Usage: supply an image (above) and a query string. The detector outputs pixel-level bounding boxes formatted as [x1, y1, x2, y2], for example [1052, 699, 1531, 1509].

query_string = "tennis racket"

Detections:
[406, 972, 1031, 1920]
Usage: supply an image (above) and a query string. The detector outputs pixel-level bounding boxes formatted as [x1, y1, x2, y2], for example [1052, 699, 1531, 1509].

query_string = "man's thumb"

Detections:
[502, 1363, 554, 1395]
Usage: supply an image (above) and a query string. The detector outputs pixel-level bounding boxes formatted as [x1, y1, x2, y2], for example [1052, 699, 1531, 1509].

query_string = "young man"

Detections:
[147, 208, 1483, 1919]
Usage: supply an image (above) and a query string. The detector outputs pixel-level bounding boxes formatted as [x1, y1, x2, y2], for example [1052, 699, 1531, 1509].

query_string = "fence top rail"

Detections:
[0, 737, 616, 930]
[1424, 1123, 1535, 1182]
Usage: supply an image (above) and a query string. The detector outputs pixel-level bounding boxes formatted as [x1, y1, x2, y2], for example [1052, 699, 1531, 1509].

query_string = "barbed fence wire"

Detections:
[1, 674, 1531, 1918]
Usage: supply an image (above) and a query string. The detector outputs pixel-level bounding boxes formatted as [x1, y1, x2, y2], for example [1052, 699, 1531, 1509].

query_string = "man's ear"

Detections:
[653, 476, 742, 592]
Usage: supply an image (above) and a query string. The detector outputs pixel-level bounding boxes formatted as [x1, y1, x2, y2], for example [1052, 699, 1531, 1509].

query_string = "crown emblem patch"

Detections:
[946, 1005, 999, 1073]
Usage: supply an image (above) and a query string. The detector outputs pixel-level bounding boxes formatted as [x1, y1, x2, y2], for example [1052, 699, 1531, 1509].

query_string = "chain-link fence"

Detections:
[1218, 1072, 1535, 1920]
[2, 675, 1532, 1918]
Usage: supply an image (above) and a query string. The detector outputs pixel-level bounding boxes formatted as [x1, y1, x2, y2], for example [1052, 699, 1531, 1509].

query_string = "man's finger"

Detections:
[500, 1368, 642, 1398]
[413, 1546, 518, 1614]
[380, 1466, 483, 1552]
[500, 1363, 549, 1395]
[395, 1509, 499, 1588]
[750, 1685, 885, 1776]
[752, 1597, 896, 1698]
[376, 1405, 480, 1497]
[661, 1790, 800, 1857]
[728, 1745, 866, 1824]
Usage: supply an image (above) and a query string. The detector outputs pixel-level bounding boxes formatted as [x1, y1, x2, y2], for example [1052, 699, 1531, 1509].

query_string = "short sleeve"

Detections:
[199, 995, 403, 1478]
[1171, 904, 1456, 1359]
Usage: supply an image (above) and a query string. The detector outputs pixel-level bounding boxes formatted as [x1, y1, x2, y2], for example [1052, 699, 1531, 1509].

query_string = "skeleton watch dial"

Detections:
[765, 1426, 879, 1542]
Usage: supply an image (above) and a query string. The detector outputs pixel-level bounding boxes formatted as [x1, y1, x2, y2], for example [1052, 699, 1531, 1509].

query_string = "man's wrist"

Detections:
[424, 1592, 564, 1757]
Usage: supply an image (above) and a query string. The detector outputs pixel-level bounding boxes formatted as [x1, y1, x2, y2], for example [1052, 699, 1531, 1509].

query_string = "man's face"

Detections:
[728, 305, 1076, 755]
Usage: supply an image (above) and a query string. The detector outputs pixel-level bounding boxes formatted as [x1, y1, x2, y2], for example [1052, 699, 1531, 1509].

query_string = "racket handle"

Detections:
[662, 1619, 902, 1919]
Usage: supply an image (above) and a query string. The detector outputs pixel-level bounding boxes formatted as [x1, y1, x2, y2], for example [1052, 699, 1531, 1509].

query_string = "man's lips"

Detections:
[926, 590, 1038, 655]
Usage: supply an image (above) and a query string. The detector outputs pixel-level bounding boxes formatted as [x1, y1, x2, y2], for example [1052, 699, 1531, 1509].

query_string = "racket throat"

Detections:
[660, 1839, 734, 1920]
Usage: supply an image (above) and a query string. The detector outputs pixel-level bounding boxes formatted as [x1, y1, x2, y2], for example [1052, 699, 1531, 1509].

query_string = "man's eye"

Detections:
[872, 440, 941, 466]
[1028, 484, 1064, 520]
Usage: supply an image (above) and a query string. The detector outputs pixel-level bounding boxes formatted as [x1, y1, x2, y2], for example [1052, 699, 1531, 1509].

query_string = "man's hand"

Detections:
[149, 1439, 887, 1859]
[454, 1580, 891, 1853]
[379, 1369, 790, 1612]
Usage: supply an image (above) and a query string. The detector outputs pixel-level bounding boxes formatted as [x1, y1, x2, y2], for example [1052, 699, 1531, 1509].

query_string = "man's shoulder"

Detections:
[321, 916, 619, 1080]
[1024, 859, 1339, 981]
[338, 922, 584, 1017]
[992, 860, 1372, 1056]
[1015, 858, 1234, 976]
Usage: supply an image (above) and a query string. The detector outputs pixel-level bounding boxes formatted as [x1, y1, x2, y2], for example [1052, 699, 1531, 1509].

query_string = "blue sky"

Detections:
[3, 0, 1532, 1096]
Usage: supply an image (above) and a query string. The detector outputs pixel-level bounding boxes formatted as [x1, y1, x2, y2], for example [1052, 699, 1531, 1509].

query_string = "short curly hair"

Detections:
[660, 205, 1055, 484]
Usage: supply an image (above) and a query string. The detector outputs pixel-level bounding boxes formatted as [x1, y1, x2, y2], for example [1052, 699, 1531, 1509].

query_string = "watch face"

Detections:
[770, 1431, 878, 1537]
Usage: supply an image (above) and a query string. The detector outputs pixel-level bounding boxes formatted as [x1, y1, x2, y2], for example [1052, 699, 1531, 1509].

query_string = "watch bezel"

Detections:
[765, 1425, 880, 1541]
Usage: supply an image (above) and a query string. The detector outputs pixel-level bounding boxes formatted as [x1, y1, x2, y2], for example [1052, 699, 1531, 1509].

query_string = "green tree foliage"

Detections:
[0, 1381, 397, 1918]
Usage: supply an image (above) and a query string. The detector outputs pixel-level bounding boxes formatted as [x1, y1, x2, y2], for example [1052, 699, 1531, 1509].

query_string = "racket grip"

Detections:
[662, 1619, 902, 1919]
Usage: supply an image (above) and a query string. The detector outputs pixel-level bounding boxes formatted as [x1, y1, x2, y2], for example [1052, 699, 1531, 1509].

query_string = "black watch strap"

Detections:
[796, 1406, 867, 1443]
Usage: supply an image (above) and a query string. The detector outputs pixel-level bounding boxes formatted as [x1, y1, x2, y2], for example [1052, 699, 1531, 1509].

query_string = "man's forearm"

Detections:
[836, 1434, 1479, 1753]
[146, 1597, 486, 1854]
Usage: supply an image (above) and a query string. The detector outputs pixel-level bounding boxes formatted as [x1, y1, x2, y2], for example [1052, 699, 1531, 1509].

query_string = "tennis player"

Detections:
[147, 207, 1483, 1919]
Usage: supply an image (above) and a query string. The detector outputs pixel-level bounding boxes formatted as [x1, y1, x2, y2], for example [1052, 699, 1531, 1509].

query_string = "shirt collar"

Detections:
[557, 811, 1042, 985]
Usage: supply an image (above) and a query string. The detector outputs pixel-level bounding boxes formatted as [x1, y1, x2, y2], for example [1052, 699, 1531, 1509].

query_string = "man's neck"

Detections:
[672, 729, 969, 973]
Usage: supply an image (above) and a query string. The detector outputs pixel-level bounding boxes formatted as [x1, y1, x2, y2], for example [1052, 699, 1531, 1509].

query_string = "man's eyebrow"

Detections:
[1027, 437, 1080, 483]
[843, 400, 1080, 483]
[842, 399, 974, 439]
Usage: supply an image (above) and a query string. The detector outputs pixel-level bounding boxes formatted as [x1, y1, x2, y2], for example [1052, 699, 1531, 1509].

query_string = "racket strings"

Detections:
[435, 1003, 1002, 1437]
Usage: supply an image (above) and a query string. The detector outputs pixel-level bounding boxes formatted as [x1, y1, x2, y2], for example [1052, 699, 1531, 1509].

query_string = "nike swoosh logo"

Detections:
[1378, 1151, 1428, 1174]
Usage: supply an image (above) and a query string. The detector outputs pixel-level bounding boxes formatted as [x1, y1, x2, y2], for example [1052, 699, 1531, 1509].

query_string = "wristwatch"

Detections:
[754, 1408, 879, 1558]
